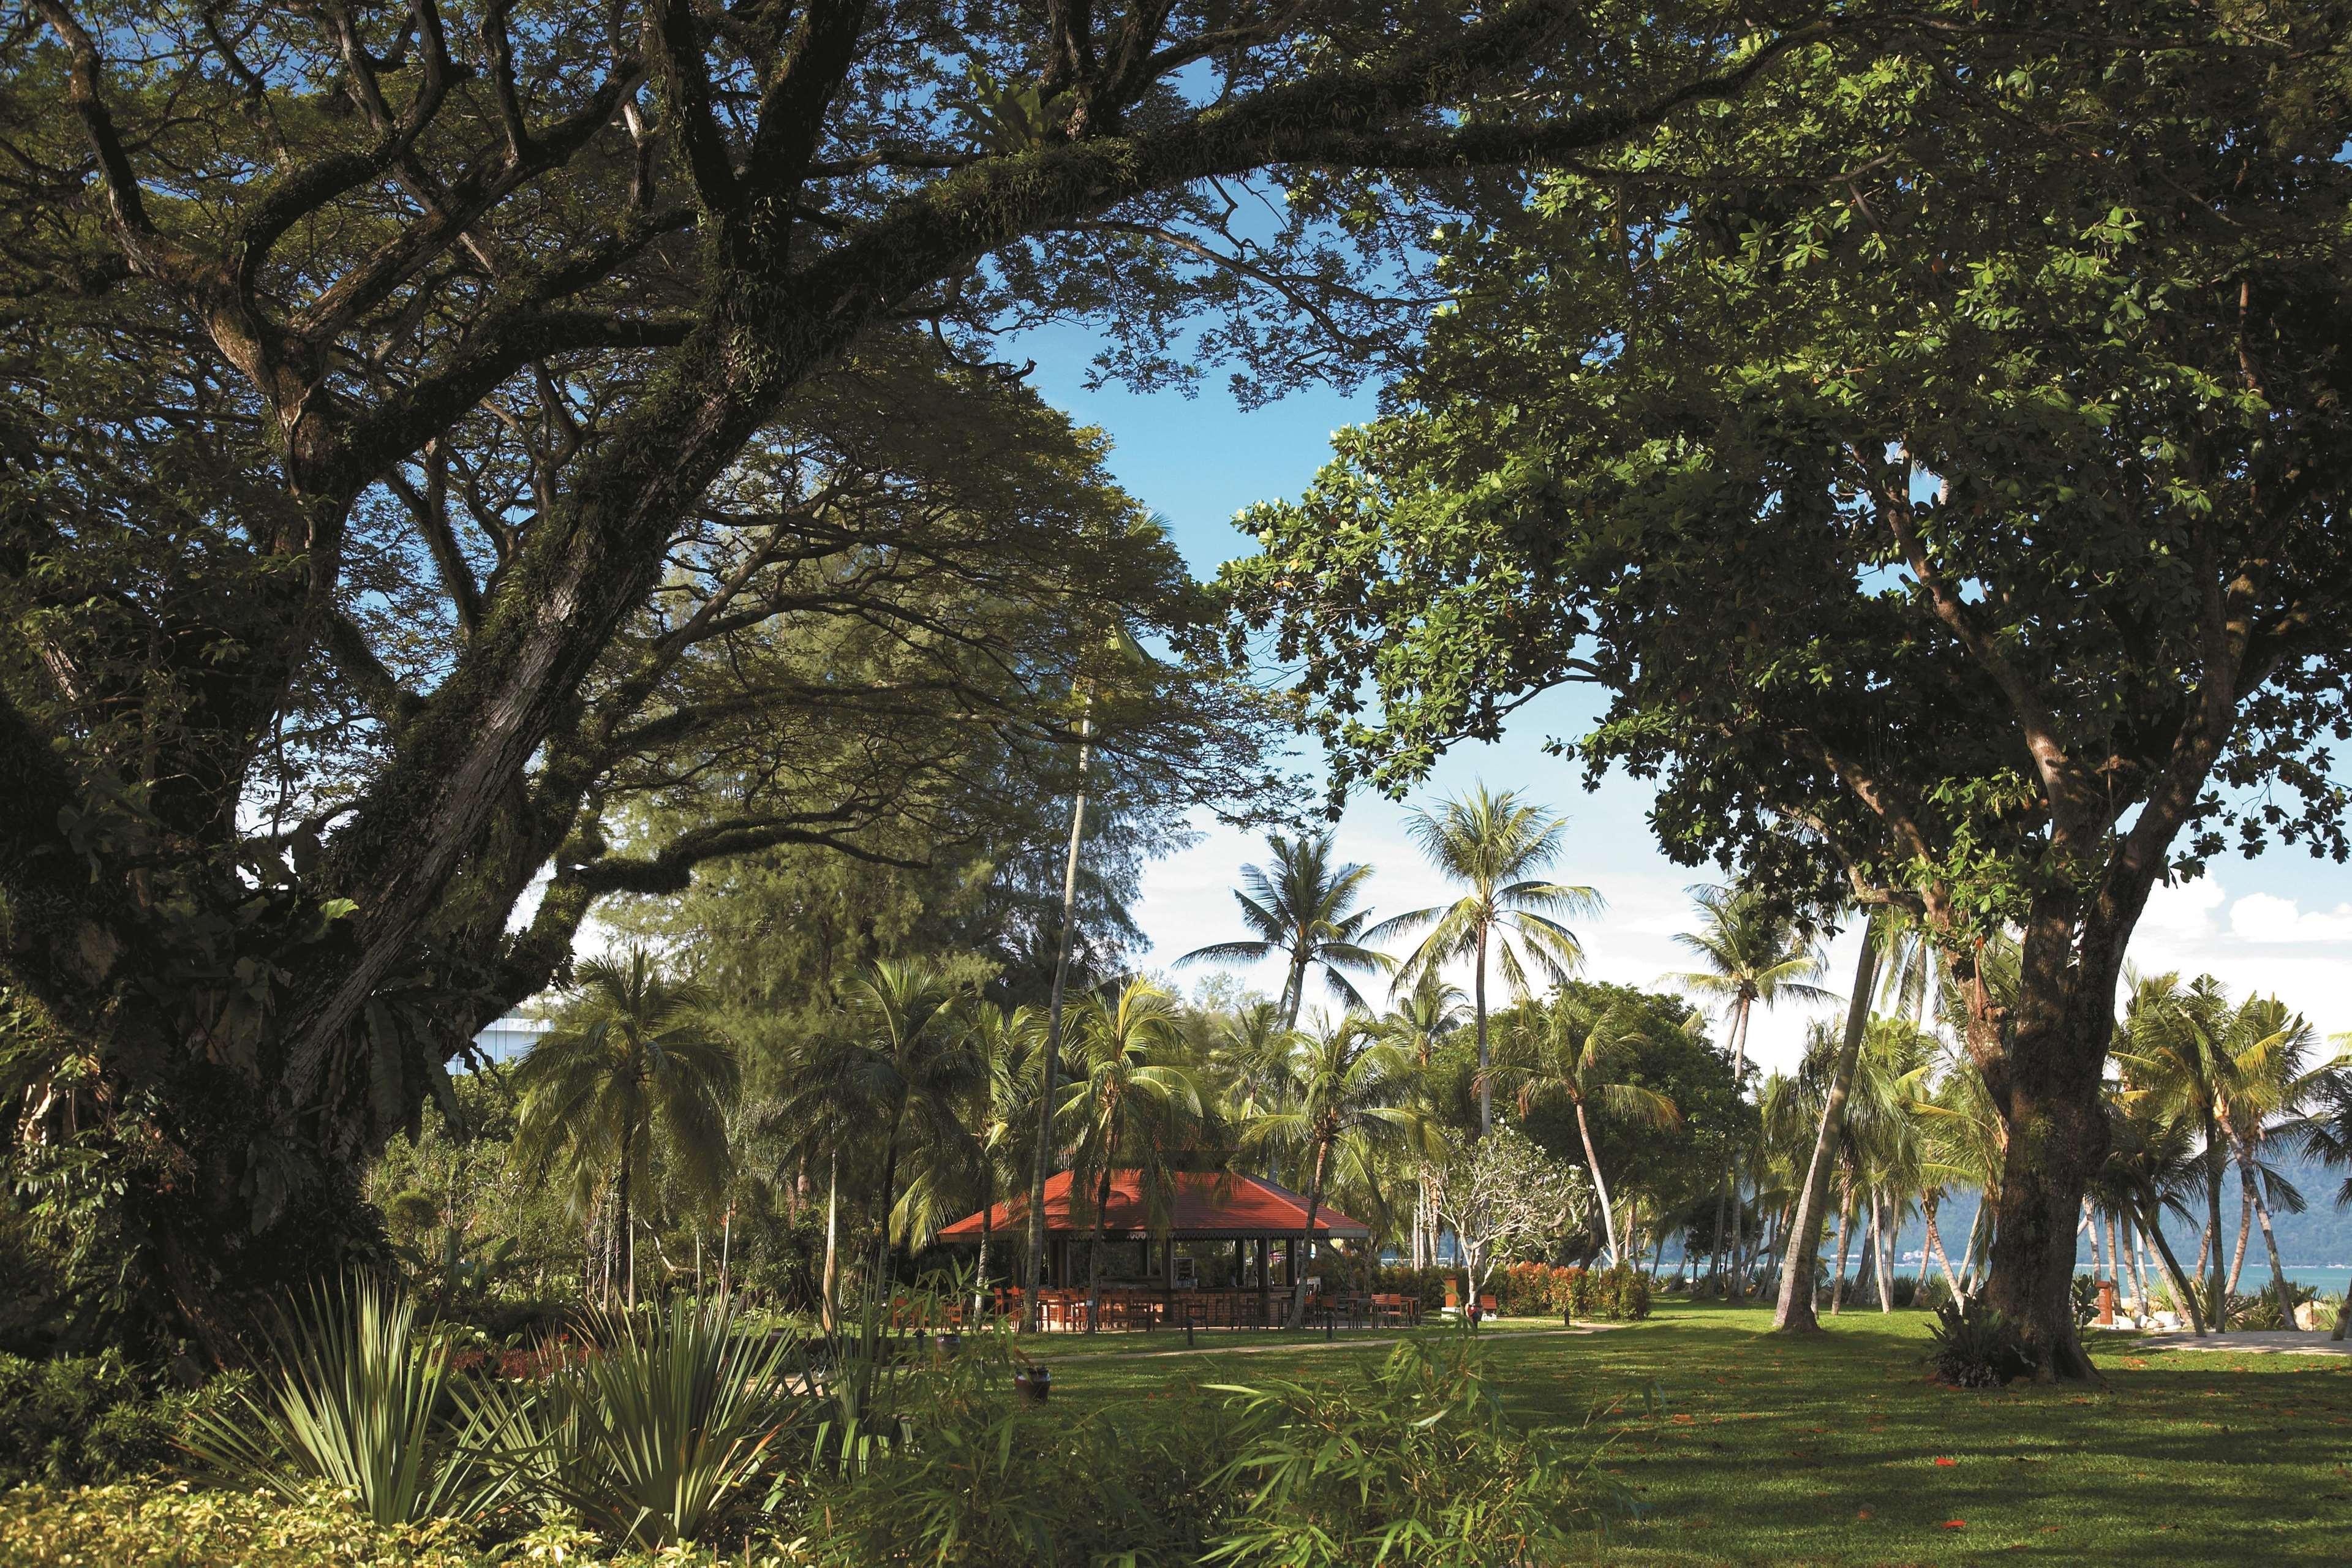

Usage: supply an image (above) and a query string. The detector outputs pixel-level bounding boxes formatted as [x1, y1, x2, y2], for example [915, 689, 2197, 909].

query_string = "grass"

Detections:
[1029, 1299, 2352, 1565]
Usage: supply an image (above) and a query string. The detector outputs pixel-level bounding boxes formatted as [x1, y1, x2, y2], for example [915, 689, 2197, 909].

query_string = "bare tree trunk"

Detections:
[1773, 930, 1880, 1332]
[2226, 1174, 2253, 1300]
[1474, 924, 1493, 1138]
[1721, 995, 1754, 1300]
[821, 1150, 840, 1335]
[1831, 1179, 1855, 1314]
[2242, 1147, 2295, 1329]
[1872, 1191, 1894, 1313]
[1289, 1142, 1332, 1328]
[1574, 1102, 1621, 1265]
[2141, 1205, 2206, 1335]
[1025, 707, 1091, 1332]
[1926, 1196, 1959, 1297]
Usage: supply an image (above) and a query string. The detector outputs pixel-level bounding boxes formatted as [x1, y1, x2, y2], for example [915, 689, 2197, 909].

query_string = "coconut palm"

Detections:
[1058, 978, 1202, 1332]
[1207, 1000, 1308, 1123]
[888, 1001, 1044, 1303]
[2092, 1085, 2212, 1332]
[780, 960, 978, 1319]
[1483, 993, 1680, 1264]
[512, 946, 740, 1308]
[1180, 831, 1390, 1028]
[2113, 974, 2323, 1329]
[1376, 973, 1466, 1265]
[1238, 1017, 1438, 1325]
[1371, 786, 1603, 1136]
[1667, 884, 1831, 1298]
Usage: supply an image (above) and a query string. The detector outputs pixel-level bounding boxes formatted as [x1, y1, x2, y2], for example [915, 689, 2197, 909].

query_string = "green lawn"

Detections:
[1030, 1300, 2352, 1565]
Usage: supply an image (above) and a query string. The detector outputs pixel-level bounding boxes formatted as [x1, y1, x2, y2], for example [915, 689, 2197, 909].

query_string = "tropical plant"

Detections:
[1237, 1018, 1439, 1325]
[1666, 884, 1829, 1299]
[1483, 995, 1679, 1265]
[184, 1275, 493, 1527]
[2114, 974, 2329, 1330]
[511, 946, 741, 1308]
[1370, 786, 1603, 1136]
[1180, 831, 1390, 1028]
[1201, 1338, 1605, 1566]
[469, 1295, 804, 1547]
[1057, 978, 1203, 1331]
[1431, 1120, 1591, 1300]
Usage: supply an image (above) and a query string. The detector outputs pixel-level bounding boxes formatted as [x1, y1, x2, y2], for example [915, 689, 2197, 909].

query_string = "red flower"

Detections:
[1942, 1521, 1967, 1530]
[1933, 1457, 1957, 1466]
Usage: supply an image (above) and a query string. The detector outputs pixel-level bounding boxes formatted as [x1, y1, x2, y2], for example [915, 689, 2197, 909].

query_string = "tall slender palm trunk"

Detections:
[1574, 1102, 1621, 1265]
[2141, 1204, 2206, 1335]
[2241, 1147, 2296, 1327]
[820, 1150, 839, 1335]
[1713, 994, 1754, 1299]
[1772, 930, 1880, 1332]
[1871, 1192, 1894, 1313]
[1289, 1142, 1332, 1327]
[1474, 924, 1492, 1137]
[1025, 707, 1092, 1332]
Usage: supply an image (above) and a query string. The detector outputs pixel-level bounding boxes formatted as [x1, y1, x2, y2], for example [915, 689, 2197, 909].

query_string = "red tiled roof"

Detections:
[936, 1169, 1370, 1241]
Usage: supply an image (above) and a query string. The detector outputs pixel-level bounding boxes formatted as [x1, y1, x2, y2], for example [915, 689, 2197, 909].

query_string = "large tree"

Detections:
[1228, 6, 2352, 1375]
[0, 0, 1853, 1349]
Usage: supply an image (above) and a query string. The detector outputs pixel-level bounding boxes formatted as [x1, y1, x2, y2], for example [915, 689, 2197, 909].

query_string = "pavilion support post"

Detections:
[1256, 1238, 1270, 1329]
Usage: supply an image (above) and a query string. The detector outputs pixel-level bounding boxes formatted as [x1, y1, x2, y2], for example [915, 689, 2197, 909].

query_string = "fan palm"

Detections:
[1370, 786, 1602, 1136]
[1667, 884, 1830, 1298]
[1483, 994, 1679, 1265]
[1238, 1017, 1438, 1325]
[1179, 830, 1390, 1028]
[512, 946, 740, 1308]
[1058, 978, 1202, 1331]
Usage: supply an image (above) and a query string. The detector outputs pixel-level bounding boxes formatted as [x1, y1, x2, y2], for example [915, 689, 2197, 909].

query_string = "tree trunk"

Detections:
[821, 1150, 840, 1335]
[1574, 1101, 1620, 1265]
[1928, 1194, 1966, 1297]
[1773, 929, 1880, 1332]
[1281, 952, 1310, 1033]
[1717, 993, 1754, 1300]
[1289, 1140, 1332, 1327]
[1977, 986, 2114, 1381]
[2226, 1169, 2253, 1300]
[1086, 1161, 1115, 1333]
[1025, 706, 1091, 1331]
[2241, 1146, 2294, 1328]
[1831, 1180, 1855, 1313]
[1474, 923, 1492, 1137]
[2139, 1205, 2206, 1335]
[1872, 1191, 1894, 1313]
[617, 1132, 635, 1312]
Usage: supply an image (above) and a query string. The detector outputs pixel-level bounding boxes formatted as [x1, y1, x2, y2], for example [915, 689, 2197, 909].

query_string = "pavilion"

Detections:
[936, 1169, 1371, 1326]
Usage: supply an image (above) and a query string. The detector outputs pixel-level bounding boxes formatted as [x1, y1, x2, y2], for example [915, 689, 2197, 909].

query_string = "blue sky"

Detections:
[1014, 328, 2352, 1075]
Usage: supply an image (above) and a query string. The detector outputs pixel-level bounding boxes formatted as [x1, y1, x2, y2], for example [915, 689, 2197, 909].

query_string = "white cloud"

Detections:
[2136, 876, 2226, 943]
[2228, 891, 2352, 946]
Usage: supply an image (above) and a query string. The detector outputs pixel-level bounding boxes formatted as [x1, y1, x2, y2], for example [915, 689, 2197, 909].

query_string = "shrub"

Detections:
[0, 1481, 794, 1567]
[2070, 1273, 2100, 1328]
[1558, 1265, 1649, 1323]
[0, 1351, 241, 1486]
[1201, 1339, 1607, 1566]
[184, 1272, 500, 1526]
[469, 1294, 804, 1547]
[2234, 1281, 2318, 1331]
[1925, 1299, 2032, 1389]
[1915, 1274, 1956, 1313]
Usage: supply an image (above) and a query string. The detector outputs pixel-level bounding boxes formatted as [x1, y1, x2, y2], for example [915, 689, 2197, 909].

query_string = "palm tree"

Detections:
[1667, 884, 1830, 1299]
[1377, 973, 1466, 1266]
[889, 1002, 1044, 1308]
[1483, 993, 1679, 1264]
[1238, 1017, 1438, 1325]
[1371, 786, 1602, 1136]
[1180, 831, 1389, 1028]
[1058, 978, 1202, 1332]
[512, 946, 741, 1309]
[782, 960, 978, 1322]
[2092, 1084, 2212, 1332]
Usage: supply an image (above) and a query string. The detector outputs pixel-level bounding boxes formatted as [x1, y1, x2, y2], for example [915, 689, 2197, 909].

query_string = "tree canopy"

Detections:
[1226, 5, 2352, 1372]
